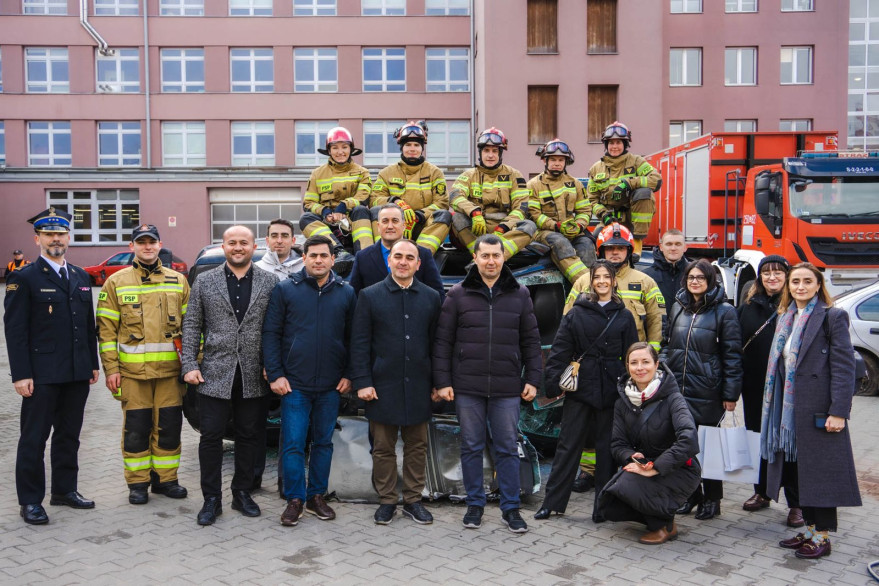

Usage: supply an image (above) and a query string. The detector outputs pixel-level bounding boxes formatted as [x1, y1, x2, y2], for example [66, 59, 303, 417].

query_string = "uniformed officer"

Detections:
[96, 224, 190, 505]
[5, 249, 30, 276]
[4, 208, 99, 525]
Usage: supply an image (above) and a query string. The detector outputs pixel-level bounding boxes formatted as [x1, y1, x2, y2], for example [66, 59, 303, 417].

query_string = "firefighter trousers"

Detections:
[300, 206, 374, 252]
[451, 216, 536, 260]
[371, 212, 451, 255]
[119, 376, 184, 486]
[533, 230, 592, 284]
[603, 188, 656, 241]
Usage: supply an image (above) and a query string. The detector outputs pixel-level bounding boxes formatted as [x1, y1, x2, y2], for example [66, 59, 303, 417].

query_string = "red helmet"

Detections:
[477, 127, 508, 151]
[596, 222, 634, 250]
[536, 138, 574, 165]
[395, 120, 428, 145]
[318, 126, 362, 156]
[601, 121, 631, 149]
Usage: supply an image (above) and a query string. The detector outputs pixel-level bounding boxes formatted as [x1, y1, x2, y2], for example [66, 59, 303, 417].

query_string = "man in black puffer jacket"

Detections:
[643, 229, 690, 322]
[433, 234, 543, 534]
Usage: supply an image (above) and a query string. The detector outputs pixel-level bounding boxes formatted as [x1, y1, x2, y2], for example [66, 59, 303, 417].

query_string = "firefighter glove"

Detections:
[471, 211, 486, 236]
[398, 200, 417, 225]
[599, 210, 615, 225]
[494, 224, 509, 234]
[560, 219, 582, 237]
[612, 182, 631, 201]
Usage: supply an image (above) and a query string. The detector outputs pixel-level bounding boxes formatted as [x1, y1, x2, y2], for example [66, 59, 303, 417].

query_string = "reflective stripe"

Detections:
[119, 342, 176, 353]
[636, 162, 655, 176]
[96, 308, 120, 321]
[351, 227, 373, 241]
[152, 455, 180, 469]
[631, 212, 653, 222]
[563, 260, 588, 280]
[580, 451, 597, 465]
[115, 284, 185, 295]
[310, 225, 334, 236]
[649, 341, 661, 351]
[509, 209, 525, 220]
[99, 341, 118, 353]
[181, 303, 187, 315]
[645, 287, 664, 303]
[501, 238, 519, 257]
[119, 351, 180, 363]
[451, 196, 469, 210]
[416, 233, 442, 252]
[618, 290, 643, 300]
[123, 456, 152, 471]
[511, 188, 531, 198]
[316, 176, 361, 189]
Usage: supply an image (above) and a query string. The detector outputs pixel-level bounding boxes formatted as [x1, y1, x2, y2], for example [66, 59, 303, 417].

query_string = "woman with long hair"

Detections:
[764, 262, 861, 560]
[537, 260, 638, 523]
[662, 258, 743, 521]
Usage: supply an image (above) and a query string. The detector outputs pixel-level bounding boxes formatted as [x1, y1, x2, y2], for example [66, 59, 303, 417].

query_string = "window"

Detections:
[94, 0, 139, 15]
[295, 121, 338, 166]
[781, 46, 812, 84]
[670, 0, 701, 12]
[527, 86, 558, 144]
[23, 0, 67, 14]
[726, 0, 757, 12]
[294, 0, 336, 15]
[98, 122, 141, 167]
[230, 0, 272, 15]
[211, 201, 300, 243]
[725, 47, 757, 85]
[294, 48, 337, 92]
[669, 120, 702, 147]
[96, 48, 140, 93]
[161, 49, 204, 92]
[25, 48, 69, 93]
[724, 120, 757, 131]
[361, 0, 404, 15]
[781, 0, 812, 10]
[780, 119, 812, 131]
[162, 122, 206, 167]
[160, 0, 204, 15]
[231, 49, 274, 92]
[48, 189, 140, 243]
[425, 0, 469, 15]
[428, 121, 470, 166]
[28, 121, 72, 166]
[587, 0, 617, 54]
[527, 0, 558, 54]
[425, 48, 470, 92]
[232, 122, 275, 166]
[0, 122, 5, 165]
[362, 48, 405, 92]
[670, 48, 701, 86]
[587, 85, 618, 142]
[363, 120, 404, 166]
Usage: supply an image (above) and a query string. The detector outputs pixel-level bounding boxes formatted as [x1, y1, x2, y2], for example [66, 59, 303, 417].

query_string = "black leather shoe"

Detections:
[49, 491, 95, 509]
[20, 504, 49, 525]
[571, 471, 595, 493]
[676, 498, 700, 515]
[694, 499, 721, 520]
[231, 490, 261, 517]
[151, 481, 188, 499]
[129, 486, 149, 505]
[534, 507, 552, 520]
[197, 497, 222, 526]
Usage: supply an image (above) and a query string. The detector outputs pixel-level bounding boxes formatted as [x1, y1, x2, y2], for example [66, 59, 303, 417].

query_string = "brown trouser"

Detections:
[370, 420, 428, 505]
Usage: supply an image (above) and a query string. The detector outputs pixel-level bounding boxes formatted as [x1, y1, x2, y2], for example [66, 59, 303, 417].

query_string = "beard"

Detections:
[43, 243, 67, 259]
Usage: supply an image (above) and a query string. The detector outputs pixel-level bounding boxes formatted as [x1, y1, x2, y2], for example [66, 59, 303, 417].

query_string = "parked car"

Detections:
[833, 279, 879, 396]
[84, 248, 187, 285]
[186, 236, 305, 285]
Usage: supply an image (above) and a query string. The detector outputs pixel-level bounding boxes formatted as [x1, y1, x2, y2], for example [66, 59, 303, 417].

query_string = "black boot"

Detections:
[129, 483, 149, 505]
[694, 499, 721, 520]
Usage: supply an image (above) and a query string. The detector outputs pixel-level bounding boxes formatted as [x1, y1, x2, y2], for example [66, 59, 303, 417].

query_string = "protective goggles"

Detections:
[603, 125, 630, 140]
[543, 141, 572, 155]
[479, 132, 505, 146]
[397, 125, 426, 140]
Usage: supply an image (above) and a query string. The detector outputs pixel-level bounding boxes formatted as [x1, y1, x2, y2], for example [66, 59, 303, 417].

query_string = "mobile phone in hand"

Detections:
[631, 455, 649, 466]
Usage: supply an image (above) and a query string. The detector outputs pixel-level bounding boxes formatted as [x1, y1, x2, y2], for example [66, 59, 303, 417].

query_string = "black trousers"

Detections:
[802, 506, 837, 532]
[197, 368, 268, 499]
[602, 497, 672, 532]
[756, 457, 799, 507]
[16, 381, 90, 505]
[541, 399, 615, 514]
[690, 478, 723, 502]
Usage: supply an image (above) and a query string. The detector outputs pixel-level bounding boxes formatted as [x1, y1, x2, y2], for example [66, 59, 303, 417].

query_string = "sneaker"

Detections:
[402, 502, 433, 525]
[305, 494, 336, 520]
[462, 505, 484, 529]
[502, 509, 529, 533]
[374, 504, 397, 525]
[281, 499, 303, 527]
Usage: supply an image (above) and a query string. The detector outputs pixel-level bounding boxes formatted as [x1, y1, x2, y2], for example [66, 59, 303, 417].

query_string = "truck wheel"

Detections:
[738, 280, 755, 305]
[856, 352, 879, 397]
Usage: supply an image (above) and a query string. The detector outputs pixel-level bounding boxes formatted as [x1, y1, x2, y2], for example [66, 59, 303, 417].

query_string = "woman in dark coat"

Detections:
[596, 342, 701, 544]
[763, 262, 861, 560]
[536, 260, 639, 523]
[661, 258, 743, 520]
[737, 255, 802, 527]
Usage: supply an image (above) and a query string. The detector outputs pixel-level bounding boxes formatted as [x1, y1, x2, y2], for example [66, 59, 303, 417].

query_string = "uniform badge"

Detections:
[6, 284, 17, 292]
[499, 175, 509, 182]
[48, 305, 53, 315]
[320, 184, 332, 192]
[98, 292, 108, 301]
[516, 177, 527, 187]
[390, 177, 404, 185]
[436, 184, 446, 195]
[625, 166, 635, 175]
[565, 181, 575, 188]
[595, 172, 607, 180]
[121, 293, 139, 304]
[628, 283, 642, 291]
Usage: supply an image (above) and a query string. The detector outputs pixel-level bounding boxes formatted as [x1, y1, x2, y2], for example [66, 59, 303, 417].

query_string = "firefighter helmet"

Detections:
[395, 121, 428, 145]
[536, 138, 575, 165]
[601, 121, 631, 149]
[318, 126, 362, 157]
[477, 127, 508, 151]
[596, 222, 634, 250]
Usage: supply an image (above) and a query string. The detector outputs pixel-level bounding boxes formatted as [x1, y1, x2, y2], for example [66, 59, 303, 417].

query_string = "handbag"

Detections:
[558, 311, 620, 393]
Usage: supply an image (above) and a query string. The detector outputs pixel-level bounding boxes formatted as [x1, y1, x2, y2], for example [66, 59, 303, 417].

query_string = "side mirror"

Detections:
[755, 174, 770, 215]
[792, 179, 813, 193]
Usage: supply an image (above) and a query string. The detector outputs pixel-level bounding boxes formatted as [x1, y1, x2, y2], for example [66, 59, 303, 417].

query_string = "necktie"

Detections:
[60, 266, 68, 283]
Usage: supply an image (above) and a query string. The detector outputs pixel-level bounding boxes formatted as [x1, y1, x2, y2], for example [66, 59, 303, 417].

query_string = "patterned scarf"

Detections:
[760, 296, 818, 462]
[624, 370, 664, 407]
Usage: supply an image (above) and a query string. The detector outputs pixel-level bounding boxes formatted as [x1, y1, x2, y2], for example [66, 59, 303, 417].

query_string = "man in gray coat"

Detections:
[350, 239, 442, 526]
[182, 225, 278, 526]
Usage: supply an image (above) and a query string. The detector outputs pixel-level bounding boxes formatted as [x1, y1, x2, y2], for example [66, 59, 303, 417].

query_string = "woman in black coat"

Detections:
[737, 255, 802, 527]
[661, 259, 743, 520]
[536, 260, 639, 522]
[596, 342, 701, 545]
[763, 263, 861, 560]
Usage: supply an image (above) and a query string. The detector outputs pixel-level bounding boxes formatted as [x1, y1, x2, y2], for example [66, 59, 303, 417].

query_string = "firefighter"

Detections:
[96, 224, 190, 505]
[299, 127, 373, 266]
[449, 127, 536, 259]
[587, 122, 662, 256]
[526, 138, 596, 284]
[371, 121, 451, 255]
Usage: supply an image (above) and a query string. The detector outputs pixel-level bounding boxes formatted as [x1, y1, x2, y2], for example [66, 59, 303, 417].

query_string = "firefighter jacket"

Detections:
[526, 172, 593, 232]
[449, 164, 531, 230]
[303, 160, 372, 217]
[564, 263, 665, 349]
[587, 152, 661, 213]
[371, 160, 448, 218]
[96, 259, 189, 380]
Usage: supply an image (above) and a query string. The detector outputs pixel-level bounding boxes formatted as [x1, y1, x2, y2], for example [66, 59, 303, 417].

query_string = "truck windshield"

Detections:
[789, 177, 879, 218]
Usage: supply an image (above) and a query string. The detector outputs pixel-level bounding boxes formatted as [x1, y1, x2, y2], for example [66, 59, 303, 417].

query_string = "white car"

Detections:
[834, 280, 879, 396]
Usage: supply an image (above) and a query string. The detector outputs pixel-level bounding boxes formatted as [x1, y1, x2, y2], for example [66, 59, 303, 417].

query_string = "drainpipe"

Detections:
[142, 0, 152, 168]
[470, 0, 476, 151]
[79, 0, 112, 56]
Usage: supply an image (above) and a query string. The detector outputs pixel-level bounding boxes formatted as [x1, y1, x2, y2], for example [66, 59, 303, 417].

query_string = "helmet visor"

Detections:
[603, 125, 630, 141]
[544, 141, 572, 155]
[398, 125, 426, 141]
[479, 132, 505, 147]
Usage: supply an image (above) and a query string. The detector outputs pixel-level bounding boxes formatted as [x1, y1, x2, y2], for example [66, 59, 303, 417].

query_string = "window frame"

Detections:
[25, 47, 69, 93]
[230, 48, 274, 93]
[161, 48, 205, 93]
[210, 201, 301, 243]
[98, 121, 142, 167]
[780, 119, 812, 131]
[159, 0, 204, 16]
[94, 0, 139, 16]
[295, 120, 339, 166]
[362, 48, 406, 92]
[425, 120, 470, 166]
[725, 46, 757, 86]
[96, 48, 141, 93]
[781, 0, 813, 11]
[27, 121, 72, 167]
[724, 119, 757, 132]
[669, 48, 702, 86]
[669, 120, 702, 147]
[229, 0, 272, 16]
[293, 0, 336, 15]
[162, 121, 206, 167]
[425, 48, 470, 92]
[294, 48, 338, 92]
[725, 0, 757, 12]
[363, 120, 405, 166]
[424, 0, 469, 15]
[231, 121, 275, 166]
[47, 189, 141, 244]
[361, 0, 405, 15]
[670, 0, 702, 13]
[781, 45, 813, 85]
[22, 0, 67, 14]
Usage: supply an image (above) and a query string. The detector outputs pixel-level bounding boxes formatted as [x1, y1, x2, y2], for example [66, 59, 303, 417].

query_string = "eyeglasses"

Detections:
[686, 275, 707, 282]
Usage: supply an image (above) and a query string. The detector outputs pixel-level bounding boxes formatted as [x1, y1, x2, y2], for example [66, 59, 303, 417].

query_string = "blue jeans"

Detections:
[280, 389, 339, 501]
[456, 394, 521, 512]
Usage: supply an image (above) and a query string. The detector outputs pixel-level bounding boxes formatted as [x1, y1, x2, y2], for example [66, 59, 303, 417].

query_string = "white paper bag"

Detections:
[697, 422, 760, 484]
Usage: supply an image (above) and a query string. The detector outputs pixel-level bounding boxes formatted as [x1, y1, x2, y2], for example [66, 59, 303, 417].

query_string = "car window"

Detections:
[107, 253, 133, 266]
[856, 293, 879, 322]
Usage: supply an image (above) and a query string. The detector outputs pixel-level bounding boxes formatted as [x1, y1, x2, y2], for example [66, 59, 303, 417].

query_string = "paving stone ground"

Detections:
[0, 290, 877, 585]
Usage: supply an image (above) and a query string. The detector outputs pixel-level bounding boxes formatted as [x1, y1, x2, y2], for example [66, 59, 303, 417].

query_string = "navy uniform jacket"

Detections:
[4, 257, 98, 384]
[349, 241, 445, 301]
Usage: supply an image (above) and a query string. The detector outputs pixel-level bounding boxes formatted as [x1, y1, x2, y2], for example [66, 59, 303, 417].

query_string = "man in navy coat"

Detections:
[348, 204, 445, 301]
[4, 208, 99, 525]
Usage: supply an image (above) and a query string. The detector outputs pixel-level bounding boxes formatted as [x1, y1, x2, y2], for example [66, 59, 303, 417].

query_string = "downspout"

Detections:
[142, 0, 152, 168]
[79, 0, 112, 56]
[470, 0, 476, 157]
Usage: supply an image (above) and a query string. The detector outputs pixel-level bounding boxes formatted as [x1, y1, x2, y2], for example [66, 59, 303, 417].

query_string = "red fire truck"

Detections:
[644, 131, 879, 302]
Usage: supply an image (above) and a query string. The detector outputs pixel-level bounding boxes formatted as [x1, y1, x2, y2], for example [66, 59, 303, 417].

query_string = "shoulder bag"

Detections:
[559, 310, 620, 393]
